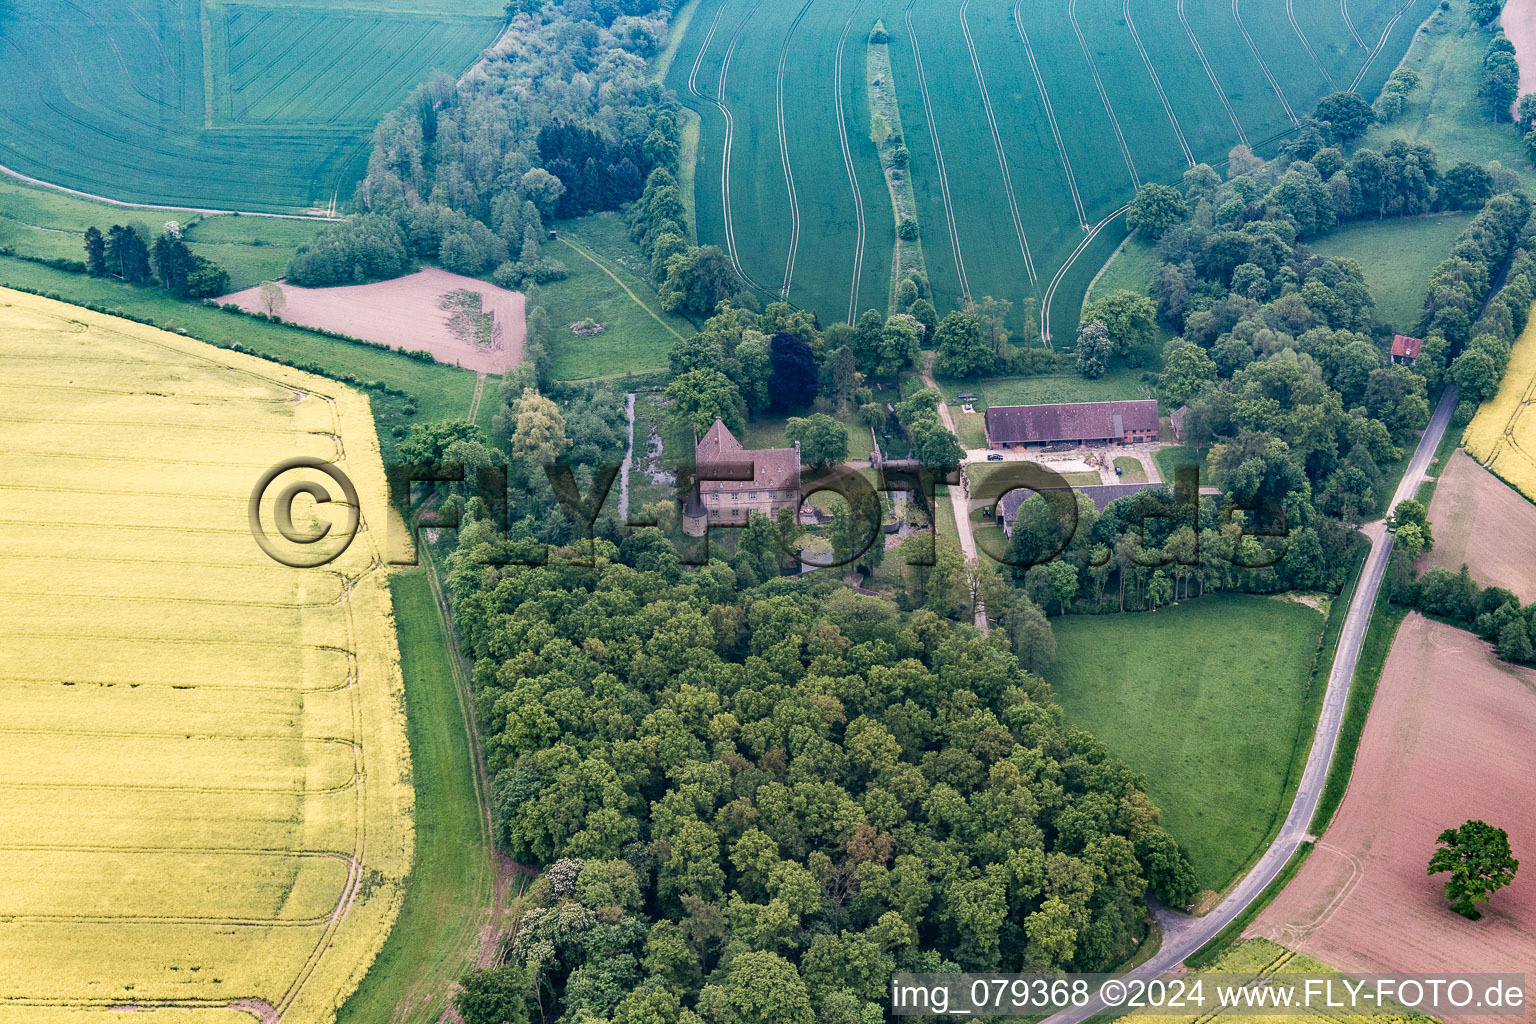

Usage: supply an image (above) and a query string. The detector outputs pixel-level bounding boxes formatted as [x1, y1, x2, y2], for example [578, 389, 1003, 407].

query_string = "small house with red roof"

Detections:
[1391, 334, 1423, 366]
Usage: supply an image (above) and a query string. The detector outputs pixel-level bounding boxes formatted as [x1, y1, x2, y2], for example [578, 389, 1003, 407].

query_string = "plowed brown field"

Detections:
[1416, 450, 1536, 601]
[1250, 614, 1535, 1020]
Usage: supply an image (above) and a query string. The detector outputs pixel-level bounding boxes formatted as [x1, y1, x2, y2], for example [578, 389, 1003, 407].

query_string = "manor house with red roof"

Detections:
[682, 419, 801, 536]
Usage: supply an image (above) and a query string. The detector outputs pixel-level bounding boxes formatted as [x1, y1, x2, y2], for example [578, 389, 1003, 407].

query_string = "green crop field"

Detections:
[1047, 595, 1327, 892]
[1309, 213, 1474, 333]
[0, 0, 501, 214]
[666, 0, 1431, 342]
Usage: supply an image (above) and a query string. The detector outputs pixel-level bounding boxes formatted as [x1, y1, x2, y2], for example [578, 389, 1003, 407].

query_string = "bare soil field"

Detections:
[1250, 614, 1536, 1019]
[1505, 0, 1536, 109]
[1417, 450, 1536, 600]
[222, 267, 524, 374]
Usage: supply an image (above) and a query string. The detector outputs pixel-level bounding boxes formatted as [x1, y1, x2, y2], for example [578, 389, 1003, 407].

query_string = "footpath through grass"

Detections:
[542, 213, 692, 380]
[339, 570, 499, 1024]
[1046, 595, 1328, 892]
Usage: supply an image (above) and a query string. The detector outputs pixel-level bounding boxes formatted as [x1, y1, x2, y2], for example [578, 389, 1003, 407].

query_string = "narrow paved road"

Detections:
[1041, 386, 1457, 1024]
[921, 367, 990, 634]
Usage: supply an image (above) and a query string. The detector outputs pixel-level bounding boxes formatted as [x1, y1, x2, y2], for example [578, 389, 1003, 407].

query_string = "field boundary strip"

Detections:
[1122, 0, 1195, 168]
[774, 0, 814, 299]
[1177, 0, 1250, 146]
[833, 0, 867, 325]
[1011, 0, 1086, 229]
[1232, 0, 1299, 124]
[1287, 0, 1337, 90]
[959, 0, 1037, 287]
[904, 0, 970, 301]
[1066, 0, 1140, 188]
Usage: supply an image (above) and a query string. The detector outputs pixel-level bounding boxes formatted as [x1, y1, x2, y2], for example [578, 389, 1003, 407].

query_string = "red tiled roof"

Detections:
[1391, 335, 1423, 359]
[696, 419, 800, 492]
[985, 400, 1159, 445]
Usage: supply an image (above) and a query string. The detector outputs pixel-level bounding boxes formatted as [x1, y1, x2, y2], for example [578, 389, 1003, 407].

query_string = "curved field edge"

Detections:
[1464, 299, 1536, 499]
[0, 289, 413, 1022]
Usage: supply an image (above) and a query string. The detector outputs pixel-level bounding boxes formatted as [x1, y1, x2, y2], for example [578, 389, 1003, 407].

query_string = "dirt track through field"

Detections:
[221, 268, 523, 375]
[1250, 614, 1536, 1021]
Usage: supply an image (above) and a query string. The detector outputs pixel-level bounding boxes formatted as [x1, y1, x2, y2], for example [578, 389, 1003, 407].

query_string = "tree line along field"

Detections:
[666, 0, 1433, 341]
[0, 289, 412, 1022]
[0, 0, 501, 214]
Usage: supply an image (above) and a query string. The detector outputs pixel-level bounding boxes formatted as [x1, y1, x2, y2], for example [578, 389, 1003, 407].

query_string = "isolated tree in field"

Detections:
[1126, 183, 1188, 239]
[932, 310, 994, 377]
[785, 413, 849, 468]
[1428, 820, 1519, 919]
[1314, 92, 1374, 143]
[82, 227, 106, 276]
[258, 281, 286, 317]
[666, 368, 744, 436]
[1075, 319, 1112, 379]
[1081, 290, 1157, 356]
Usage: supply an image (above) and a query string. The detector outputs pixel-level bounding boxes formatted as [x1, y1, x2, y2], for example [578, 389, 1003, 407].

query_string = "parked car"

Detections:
[986, 453, 1005, 462]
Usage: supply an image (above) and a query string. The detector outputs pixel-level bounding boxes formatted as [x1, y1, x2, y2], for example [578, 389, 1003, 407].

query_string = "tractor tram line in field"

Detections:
[1232, 0, 1300, 125]
[715, 0, 765, 289]
[1349, 0, 1421, 93]
[774, 0, 815, 300]
[1122, 0, 1196, 169]
[1176, 0, 1250, 146]
[1066, 0, 1140, 189]
[959, 0, 1037, 288]
[1341, 0, 1369, 48]
[1011, 0, 1088, 230]
[904, 0, 971, 302]
[1287, 0, 1337, 91]
[833, 0, 867, 324]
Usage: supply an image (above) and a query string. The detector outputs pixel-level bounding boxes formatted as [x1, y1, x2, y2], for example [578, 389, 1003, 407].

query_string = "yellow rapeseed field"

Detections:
[0, 289, 412, 1023]
[1465, 304, 1536, 499]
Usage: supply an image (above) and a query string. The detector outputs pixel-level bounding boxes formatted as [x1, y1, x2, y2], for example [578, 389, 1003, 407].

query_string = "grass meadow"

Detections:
[543, 214, 695, 381]
[1046, 595, 1327, 892]
[667, 0, 1432, 340]
[0, 0, 500, 213]
[0, 289, 412, 1021]
[1309, 213, 1473, 333]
